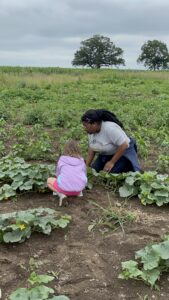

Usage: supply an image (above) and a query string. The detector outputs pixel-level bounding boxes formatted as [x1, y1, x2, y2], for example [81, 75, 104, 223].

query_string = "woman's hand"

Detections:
[103, 161, 114, 172]
[103, 141, 129, 172]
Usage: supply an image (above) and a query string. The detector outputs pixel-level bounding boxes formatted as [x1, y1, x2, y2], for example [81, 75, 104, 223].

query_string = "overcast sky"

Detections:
[0, 0, 169, 69]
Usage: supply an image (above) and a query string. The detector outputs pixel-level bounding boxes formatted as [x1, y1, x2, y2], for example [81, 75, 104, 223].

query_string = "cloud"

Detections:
[0, 0, 169, 68]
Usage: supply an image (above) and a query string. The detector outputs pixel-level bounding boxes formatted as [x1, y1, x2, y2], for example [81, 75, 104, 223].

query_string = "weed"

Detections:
[23, 109, 45, 125]
[88, 194, 136, 233]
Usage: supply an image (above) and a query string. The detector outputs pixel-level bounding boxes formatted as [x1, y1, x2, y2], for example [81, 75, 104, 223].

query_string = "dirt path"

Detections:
[0, 187, 169, 300]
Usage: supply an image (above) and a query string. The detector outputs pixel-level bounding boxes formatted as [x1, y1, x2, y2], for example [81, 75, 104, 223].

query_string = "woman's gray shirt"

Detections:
[88, 121, 130, 155]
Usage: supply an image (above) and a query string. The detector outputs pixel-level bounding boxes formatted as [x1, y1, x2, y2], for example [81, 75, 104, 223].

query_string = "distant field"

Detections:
[0, 66, 168, 170]
[0, 67, 169, 300]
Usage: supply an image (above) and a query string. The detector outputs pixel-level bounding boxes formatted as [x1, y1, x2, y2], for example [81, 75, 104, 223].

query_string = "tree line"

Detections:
[72, 35, 169, 71]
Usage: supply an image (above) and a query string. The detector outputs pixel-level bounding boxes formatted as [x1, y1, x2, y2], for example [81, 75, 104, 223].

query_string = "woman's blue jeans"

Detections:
[91, 154, 133, 174]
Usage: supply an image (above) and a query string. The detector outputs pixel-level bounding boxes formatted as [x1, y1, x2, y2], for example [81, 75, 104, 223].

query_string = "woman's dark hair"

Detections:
[81, 109, 124, 128]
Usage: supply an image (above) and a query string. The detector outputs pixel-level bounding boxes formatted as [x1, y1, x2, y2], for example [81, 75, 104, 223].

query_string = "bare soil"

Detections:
[1, 186, 169, 300]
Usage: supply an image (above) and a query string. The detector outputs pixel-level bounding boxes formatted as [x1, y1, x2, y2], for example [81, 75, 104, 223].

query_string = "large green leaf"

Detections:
[12, 174, 24, 182]
[9, 285, 54, 300]
[141, 268, 161, 287]
[140, 183, 151, 193]
[119, 260, 143, 279]
[152, 240, 169, 260]
[19, 180, 33, 191]
[136, 247, 160, 270]
[151, 182, 165, 189]
[119, 185, 137, 198]
[9, 288, 69, 300]
[28, 272, 54, 285]
[11, 181, 23, 190]
[1, 184, 16, 198]
[27, 285, 54, 300]
[154, 190, 169, 197]
[9, 288, 30, 300]
[54, 218, 71, 229]
[16, 211, 35, 223]
[125, 176, 136, 186]
[3, 229, 25, 243]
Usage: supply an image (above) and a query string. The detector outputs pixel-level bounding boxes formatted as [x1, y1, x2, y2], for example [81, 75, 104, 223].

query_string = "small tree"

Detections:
[72, 35, 125, 69]
[137, 40, 169, 70]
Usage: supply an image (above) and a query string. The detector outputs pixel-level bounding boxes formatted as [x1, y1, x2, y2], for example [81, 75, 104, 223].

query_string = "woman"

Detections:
[81, 109, 141, 173]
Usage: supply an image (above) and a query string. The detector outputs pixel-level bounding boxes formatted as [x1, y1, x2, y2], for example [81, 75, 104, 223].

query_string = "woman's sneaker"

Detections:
[78, 191, 83, 197]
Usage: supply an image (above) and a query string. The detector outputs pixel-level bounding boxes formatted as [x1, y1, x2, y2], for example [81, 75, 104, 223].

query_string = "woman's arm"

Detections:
[86, 148, 96, 167]
[103, 141, 129, 172]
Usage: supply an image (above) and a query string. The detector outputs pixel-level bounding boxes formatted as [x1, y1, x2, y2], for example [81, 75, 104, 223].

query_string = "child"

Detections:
[47, 139, 87, 206]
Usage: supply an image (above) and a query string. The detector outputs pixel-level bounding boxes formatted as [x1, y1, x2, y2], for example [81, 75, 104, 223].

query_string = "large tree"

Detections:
[137, 40, 169, 70]
[72, 35, 125, 69]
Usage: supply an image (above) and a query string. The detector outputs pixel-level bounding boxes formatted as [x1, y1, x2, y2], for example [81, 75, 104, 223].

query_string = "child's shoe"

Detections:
[53, 191, 67, 206]
[58, 193, 67, 206]
[78, 191, 83, 197]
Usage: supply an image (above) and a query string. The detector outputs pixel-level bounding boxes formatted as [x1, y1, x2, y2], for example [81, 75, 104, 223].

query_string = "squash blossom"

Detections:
[19, 224, 26, 230]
